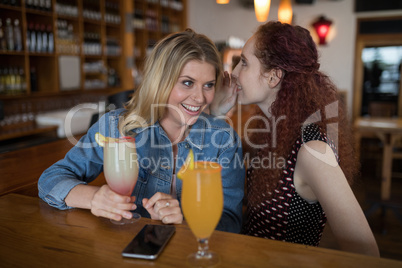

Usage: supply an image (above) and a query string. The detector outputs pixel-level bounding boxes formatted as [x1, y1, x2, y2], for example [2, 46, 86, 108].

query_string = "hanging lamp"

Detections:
[312, 16, 332, 45]
[278, 0, 293, 24]
[216, 0, 230, 4]
[254, 0, 271, 22]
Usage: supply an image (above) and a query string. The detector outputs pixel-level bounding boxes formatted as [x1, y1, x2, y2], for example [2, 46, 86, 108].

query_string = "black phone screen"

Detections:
[122, 224, 176, 260]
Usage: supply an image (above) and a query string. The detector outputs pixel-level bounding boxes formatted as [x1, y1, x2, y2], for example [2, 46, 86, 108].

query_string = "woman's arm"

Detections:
[38, 110, 137, 221]
[295, 140, 380, 257]
[38, 115, 105, 209]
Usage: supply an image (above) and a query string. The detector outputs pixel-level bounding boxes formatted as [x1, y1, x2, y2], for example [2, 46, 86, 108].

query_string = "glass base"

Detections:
[187, 251, 220, 267]
[110, 212, 141, 225]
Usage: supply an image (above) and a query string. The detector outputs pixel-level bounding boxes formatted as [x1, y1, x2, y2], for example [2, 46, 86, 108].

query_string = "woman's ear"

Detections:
[267, 69, 283, 88]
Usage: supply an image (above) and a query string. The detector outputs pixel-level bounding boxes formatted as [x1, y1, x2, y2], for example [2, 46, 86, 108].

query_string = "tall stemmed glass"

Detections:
[179, 160, 223, 267]
[103, 136, 141, 225]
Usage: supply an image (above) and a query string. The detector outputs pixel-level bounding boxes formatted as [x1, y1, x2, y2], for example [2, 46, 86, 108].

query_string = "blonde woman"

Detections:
[38, 29, 245, 232]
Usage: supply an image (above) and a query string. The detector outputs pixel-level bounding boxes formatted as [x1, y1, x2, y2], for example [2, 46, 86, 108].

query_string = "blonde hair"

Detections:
[119, 29, 222, 135]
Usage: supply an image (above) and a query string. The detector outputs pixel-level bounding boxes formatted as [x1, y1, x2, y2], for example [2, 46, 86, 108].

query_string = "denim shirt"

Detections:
[38, 109, 245, 233]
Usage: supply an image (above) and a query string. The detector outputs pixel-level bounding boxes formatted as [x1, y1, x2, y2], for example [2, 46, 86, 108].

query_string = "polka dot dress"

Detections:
[242, 124, 338, 246]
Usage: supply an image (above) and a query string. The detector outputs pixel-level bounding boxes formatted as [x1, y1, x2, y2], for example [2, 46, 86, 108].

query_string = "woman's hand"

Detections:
[142, 192, 183, 224]
[90, 184, 137, 221]
[209, 71, 239, 117]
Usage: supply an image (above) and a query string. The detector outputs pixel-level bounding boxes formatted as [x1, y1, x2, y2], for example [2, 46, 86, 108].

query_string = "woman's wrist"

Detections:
[209, 104, 225, 117]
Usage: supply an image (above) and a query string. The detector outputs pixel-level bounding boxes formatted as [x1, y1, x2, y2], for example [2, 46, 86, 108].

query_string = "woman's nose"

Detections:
[191, 87, 204, 103]
[232, 62, 240, 77]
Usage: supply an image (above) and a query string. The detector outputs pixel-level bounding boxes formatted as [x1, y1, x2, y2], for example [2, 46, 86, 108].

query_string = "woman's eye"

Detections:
[183, 80, 193, 87]
[204, 82, 215, 89]
[241, 59, 247, 66]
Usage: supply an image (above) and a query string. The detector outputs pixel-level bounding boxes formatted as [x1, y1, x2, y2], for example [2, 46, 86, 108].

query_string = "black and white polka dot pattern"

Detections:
[243, 124, 337, 246]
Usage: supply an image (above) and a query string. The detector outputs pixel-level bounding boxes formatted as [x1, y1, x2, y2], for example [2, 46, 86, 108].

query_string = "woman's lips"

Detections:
[181, 103, 202, 115]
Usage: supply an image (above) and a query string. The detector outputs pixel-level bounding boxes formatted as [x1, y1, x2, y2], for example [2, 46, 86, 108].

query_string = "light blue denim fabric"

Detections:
[38, 109, 245, 233]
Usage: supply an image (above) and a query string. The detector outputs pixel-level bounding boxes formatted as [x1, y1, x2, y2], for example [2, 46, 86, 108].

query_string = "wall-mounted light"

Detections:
[278, 0, 293, 24]
[254, 0, 271, 22]
[312, 16, 332, 45]
[216, 0, 230, 4]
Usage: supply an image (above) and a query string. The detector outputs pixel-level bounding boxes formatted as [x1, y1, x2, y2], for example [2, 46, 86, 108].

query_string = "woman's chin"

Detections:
[185, 117, 198, 127]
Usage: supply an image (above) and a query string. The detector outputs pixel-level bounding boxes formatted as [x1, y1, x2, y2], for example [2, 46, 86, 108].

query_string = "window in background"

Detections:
[361, 46, 402, 117]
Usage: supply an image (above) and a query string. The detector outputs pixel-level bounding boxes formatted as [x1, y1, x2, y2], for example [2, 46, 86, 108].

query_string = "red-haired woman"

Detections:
[211, 21, 379, 257]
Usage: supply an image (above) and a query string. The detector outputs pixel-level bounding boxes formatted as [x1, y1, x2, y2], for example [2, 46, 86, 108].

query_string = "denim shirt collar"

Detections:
[130, 113, 208, 150]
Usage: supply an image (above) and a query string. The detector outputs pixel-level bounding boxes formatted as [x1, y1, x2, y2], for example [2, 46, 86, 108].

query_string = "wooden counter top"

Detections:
[1, 194, 401, 267]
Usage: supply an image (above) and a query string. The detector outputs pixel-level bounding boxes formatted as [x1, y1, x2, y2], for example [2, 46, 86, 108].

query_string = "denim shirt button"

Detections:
[185, 143, 190, 149]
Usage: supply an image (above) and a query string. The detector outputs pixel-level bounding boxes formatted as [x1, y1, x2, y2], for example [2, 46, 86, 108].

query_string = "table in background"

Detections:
[354, 117, 402, 228]
[1, 194, 401, 267]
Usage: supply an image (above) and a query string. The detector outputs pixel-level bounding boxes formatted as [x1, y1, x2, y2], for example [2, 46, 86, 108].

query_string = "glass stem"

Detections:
[196, 238, 210, 257]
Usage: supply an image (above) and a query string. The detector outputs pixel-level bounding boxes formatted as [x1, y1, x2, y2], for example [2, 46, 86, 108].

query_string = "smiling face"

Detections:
[160, 60, 216, 132]
[232, 36, 280, 115]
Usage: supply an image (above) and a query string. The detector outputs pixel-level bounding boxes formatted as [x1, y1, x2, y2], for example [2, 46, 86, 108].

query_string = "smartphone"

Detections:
[122, 224, 176, 260]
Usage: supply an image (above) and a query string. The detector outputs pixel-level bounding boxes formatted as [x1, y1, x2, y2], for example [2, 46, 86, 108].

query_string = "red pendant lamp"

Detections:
[312, 16, 332, 45]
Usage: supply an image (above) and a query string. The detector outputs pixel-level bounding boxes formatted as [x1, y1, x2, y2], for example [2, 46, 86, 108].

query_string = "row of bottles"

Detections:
[26, 0, 52, 11]
[0, 0, 19, 7]
[133, 9, 160, 31]
[0, 0, 52, 10]
[83, 60, 120, 89]
[56, 19, 79, 54]
[106, 37, 120, 56]
[83, 0, 101, 21]
[83, 32, 101, 55]
[27, 22, 54, 53]
[149, 0, 184, 11]
[55, 1, 79, 17]
[0, 17, 55, 53]
[132, 9, 181, 32]
[0, 19, 119, 55]
[0, 18, 22, 52]
[105, 1, 121, 24]
[0, 66, 26, 95]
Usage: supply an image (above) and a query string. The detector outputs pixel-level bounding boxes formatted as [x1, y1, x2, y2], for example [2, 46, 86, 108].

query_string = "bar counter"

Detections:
[1, 194, 401, 267]
[0, 135, 105, 197]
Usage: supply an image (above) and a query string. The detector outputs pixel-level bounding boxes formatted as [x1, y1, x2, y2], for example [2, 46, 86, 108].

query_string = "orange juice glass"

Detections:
[179, 161, 223, 266]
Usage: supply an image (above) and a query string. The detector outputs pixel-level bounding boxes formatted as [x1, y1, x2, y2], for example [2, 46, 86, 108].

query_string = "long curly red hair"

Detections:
[247, 21, 358, 197]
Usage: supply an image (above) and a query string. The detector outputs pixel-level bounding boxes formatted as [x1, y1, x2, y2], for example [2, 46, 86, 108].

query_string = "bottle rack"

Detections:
[0, 0, 186, 99]
[132, 0, 186, 72]
[0, 0, 186, 142]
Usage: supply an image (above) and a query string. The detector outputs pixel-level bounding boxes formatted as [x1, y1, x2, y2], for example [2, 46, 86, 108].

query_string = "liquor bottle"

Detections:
[33, 0, 39, 9]
[26, 0, 33, 9]
[39, 0, 46, 10]
[3, 68, 10, 94]
[108, 68, 116, 87]
[26, 22, 30, 50]
[0, 68, 4, 94]
[13, 19, 22, 51]
[45, 0, 51, 11]
[41, 24, 47, 52]
[47, 24, 53, 52]
[30, 67, 38, 92]
[35, 24, 42, 52]
[14, 67, 21, 93]
[19, 68, 26, 93]
[5, 18, 14, 51]
[0, 19, 7, 51]
[29, 22, 36, 52]
[8, 67, 16, 94]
